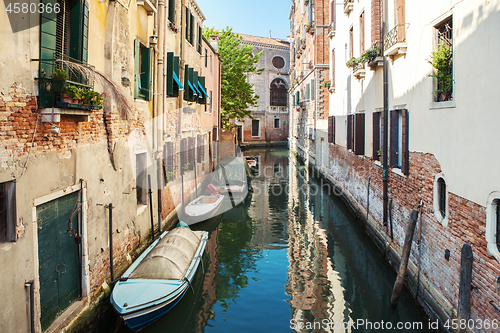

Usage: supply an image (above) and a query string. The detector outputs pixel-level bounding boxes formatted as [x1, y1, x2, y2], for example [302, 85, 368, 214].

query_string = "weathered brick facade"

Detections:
[300, 143, 500, 332]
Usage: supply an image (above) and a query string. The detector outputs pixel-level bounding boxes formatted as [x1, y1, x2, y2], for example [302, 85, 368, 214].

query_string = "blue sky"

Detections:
[195, 0, 292, 40]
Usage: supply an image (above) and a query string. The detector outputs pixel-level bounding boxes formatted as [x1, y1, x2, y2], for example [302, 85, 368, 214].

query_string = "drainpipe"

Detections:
[81, 183, 90, 298]
[382, 0, 389, 227]
[25, 281, 34, 333]
[157, 0, 165, 234]
[108, 203, 114, 282]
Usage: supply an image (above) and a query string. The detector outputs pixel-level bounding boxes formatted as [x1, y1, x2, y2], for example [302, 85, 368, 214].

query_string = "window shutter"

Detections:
[380, 110, 385, 163]
[308, 0, 312, 24]
[401, 109, 409, 175]
[180, 138, 186, 175]
[330, 0, 336, 27]
[371, 0, 382, 44]
[188, 137, 195, 170]
[143, 47, 153, 101]
[354, 113, 365, 155]
[165, 142, 174, 173]
[134, 39, 140, 98]
[328, 116, 335, 143]
[372, 112, 380, 160]
[199, 76, 206, 104]
[183, 64, 189, 100]
[213, 127, 218, 141]
[190, 13, 195, 45]
[347, 114, 354, 150]
[185, 7, 190, 41]
[166, 52, 174, 96]
[389, 110, 399, 167]
[311, 79, 315, 100]
[39, 0, 58, 108]
[198, 25, 202, 53]
[168, 0, 175, 22]
[197, 135, 202, 163]
[173, 56, 180, 97]
[188, 67, 194, 101]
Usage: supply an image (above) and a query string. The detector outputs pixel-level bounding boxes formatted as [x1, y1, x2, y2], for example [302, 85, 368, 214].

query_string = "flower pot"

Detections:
[61, 94, 72, 103]
[73, 99, 79, 104]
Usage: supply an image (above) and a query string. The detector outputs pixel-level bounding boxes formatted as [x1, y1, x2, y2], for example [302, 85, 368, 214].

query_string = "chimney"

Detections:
[210, 34, 219, 52]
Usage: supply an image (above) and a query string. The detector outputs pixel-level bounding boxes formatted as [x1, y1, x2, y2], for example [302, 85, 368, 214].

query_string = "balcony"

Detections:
[37, 54, 100, 122]
[384, 24, 407, 58]
[137, 0, 157, 14]
[352, 63, 365, 80]
[344, 0, 354, 15]
[328, 22, 336, 38]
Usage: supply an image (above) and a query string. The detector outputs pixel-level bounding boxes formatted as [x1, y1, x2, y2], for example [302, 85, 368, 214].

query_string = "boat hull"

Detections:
[123, 283, 189, 331]
[181, 195, 223, 226]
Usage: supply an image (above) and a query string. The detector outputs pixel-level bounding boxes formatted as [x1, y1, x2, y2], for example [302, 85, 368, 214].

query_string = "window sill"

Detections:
[374, 160, 382, 167]
[391, 167, 406, 178]
[429, 100, 456, 109]
[137, 204, 147, 216]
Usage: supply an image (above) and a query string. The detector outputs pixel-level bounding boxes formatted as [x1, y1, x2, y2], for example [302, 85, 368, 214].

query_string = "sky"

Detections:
[195, 0, 292, 40]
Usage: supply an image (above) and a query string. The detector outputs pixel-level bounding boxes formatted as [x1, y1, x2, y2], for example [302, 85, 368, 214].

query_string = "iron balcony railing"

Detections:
[384, 24, 407, 51]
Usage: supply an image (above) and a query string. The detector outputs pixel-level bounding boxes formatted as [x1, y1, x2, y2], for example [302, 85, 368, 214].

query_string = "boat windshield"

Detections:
[129, 228, 204, 280]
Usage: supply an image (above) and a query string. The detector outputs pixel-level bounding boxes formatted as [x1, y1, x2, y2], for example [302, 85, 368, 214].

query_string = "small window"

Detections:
[252, 120, 260, 137]
[486, 193, 500, 263]
[274, 118, 280, 129]
[272, 56, 285, 69]
[0, 181, 16, 243]
[433, 174, 449, 226]
[205, 49, 208, 67]
[136, 153, 148, 205]
[168, 0, 175, 22]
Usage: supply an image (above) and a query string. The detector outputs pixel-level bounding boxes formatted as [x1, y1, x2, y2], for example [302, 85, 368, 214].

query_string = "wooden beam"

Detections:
[457, 244, 473, 333]
[390, 209, 419, 307]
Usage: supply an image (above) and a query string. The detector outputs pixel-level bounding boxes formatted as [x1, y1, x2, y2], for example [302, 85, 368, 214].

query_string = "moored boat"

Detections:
[182, 194, 224, 225]
[211, 156, 249, 200]
[110, 227, 209, 331]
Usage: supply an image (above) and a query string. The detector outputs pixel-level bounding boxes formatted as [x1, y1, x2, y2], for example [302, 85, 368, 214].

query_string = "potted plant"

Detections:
[321, 80, 331, 88]
[346, 57, 358, 68]
[165, 171, 175, 182]
[428, 42, 453, 101]
[51, 68, 69, 93]
[64, 85, 82, 104]
[184, 162, 191, 171]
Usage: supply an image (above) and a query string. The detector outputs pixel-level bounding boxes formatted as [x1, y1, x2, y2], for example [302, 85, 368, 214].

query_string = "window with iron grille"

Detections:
[39, 0, 90, 108]
[432, 17, 453, 102]
[437, 178, 446, 218]
[272, 56, 285, 69]
[0, 181, 16, 243]
[270, 78, 287, 106]
[274, 118, 280, 129]
[496, 199, 500, 252]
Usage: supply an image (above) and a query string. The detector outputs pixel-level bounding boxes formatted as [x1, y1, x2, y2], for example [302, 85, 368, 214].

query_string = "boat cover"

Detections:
[211, 157, 247, 186]
[129, 228, 204, 280]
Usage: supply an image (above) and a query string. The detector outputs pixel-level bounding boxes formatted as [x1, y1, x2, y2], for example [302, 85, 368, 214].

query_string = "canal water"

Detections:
[103, 148, 431, 333]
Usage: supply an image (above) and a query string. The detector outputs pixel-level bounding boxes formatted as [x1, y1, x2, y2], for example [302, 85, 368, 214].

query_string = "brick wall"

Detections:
[321, 143, 500, 332]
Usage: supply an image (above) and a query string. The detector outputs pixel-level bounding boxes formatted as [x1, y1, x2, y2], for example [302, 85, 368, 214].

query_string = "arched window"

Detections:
[433, 174, 449, 226]
[270, 78, 287, 106]
[486, 193, 500, 263]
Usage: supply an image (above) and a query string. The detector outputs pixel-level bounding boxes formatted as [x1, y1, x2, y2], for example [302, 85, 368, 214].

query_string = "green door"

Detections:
[37, 192, 80, 331]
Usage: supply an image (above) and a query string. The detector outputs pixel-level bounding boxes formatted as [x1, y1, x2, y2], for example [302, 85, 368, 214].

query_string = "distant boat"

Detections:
[181, 194, 224, 226]
[111, 227, 209, 332]
[211, 157, 249, 199]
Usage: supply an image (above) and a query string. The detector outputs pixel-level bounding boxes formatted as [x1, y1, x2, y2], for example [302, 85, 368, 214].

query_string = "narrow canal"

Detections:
[103, 148, 431, 332]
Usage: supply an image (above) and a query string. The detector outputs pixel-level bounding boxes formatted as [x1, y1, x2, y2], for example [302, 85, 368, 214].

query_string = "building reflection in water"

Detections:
[286, 154, 352, 333]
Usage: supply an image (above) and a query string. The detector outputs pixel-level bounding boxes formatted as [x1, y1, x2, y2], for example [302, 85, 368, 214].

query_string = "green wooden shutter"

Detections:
[311, 79, 315, 100]
[401, 109, 409, 175]
[69, 0, 88, 62]
[193, 70, 199, 102]
[199, 76, 206, 104]
[166, 52, 174, 96]
[39, 0, 58, 107]
[173, 56, 180, 97]
[190, 13, 194, 45]
[143, 47, 153, 101]
[168, 0, 175, 22]
[354, 113, 365, 155]
[372, 112, 380, 160]
[188, 67, 194, 101]
[185, 7, 190, 41]
[183, 64, 189, 100]
[134, 39, 140, 98]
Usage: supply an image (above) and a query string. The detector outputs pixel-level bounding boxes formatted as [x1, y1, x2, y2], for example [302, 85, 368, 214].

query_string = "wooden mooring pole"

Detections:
[457, 244, 473, 333]
[390, 209, 419, 307]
